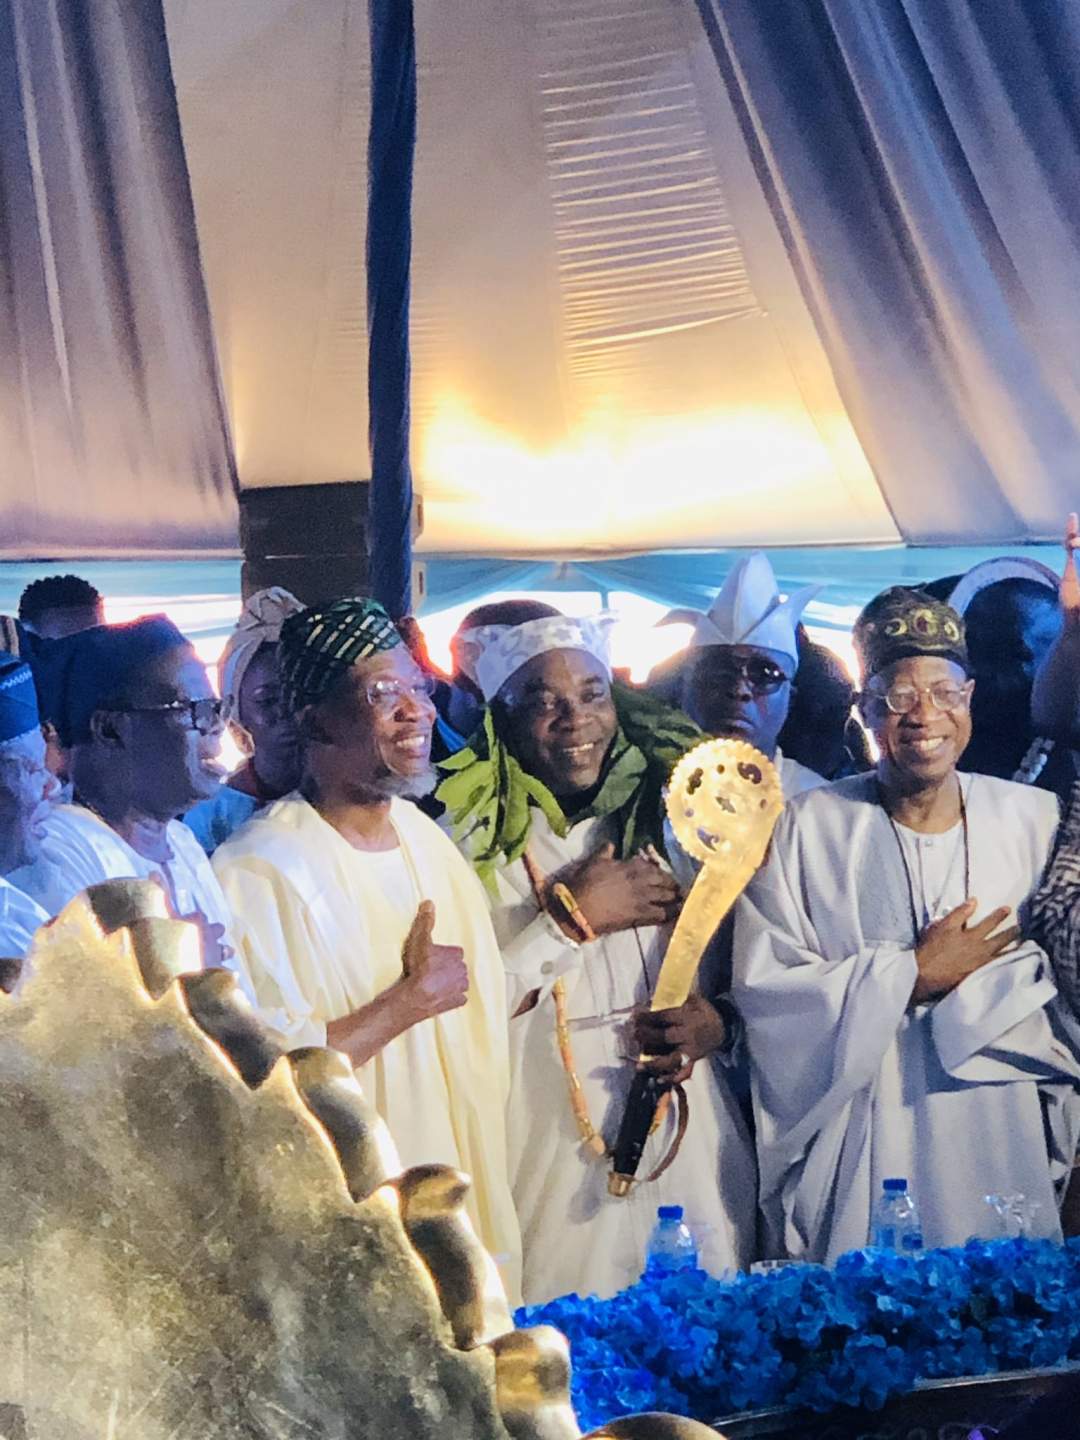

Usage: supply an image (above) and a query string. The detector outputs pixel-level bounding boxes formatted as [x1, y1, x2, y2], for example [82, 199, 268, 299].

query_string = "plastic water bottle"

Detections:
[872, 1177, 923, 1253]
[644, 1205, 699, 1276]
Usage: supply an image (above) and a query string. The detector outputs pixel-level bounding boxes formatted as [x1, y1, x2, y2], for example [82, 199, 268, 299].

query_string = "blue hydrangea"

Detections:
[515, 1238, 1080, 1429]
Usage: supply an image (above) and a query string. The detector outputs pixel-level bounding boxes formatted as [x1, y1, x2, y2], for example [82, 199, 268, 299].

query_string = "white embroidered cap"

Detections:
[460, 614, 617, 702]
[660, 552, 821, 666]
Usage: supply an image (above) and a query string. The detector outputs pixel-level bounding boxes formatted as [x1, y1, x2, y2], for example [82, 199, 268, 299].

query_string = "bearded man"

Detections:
[441, 613, 756, 1305]
[211, 598, 521, 1294]
[734, 588, 1080, 1264]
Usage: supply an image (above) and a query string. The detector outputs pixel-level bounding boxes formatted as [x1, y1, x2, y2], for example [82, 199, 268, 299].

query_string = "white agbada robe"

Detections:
[0, 873, 48, 957]
[212, 794, 522, 1298]
[21, 803, 237, 933]
[734, 771, 1080, 1265]
[476, 808, 756, 1306]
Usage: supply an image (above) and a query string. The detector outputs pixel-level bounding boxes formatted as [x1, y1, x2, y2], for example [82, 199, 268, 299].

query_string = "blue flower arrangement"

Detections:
[516, 1238, 1080, 1431]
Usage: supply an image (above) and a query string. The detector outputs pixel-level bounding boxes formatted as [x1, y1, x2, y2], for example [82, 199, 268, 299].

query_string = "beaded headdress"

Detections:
[853, 586, 968, 683]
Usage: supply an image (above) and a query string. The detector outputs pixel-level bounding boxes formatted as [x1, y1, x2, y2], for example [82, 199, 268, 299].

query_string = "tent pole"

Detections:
[367, 0, 417, 620]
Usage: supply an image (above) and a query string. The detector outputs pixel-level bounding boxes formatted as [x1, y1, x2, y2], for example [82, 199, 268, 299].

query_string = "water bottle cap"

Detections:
[883, 1177, 907, 1192]
[657, 1205, 683, 1221]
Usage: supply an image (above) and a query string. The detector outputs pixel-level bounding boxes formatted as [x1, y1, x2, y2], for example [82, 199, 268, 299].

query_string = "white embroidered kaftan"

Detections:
[475, 808, 757, 1306]
[212, 794, 522, 1298]
[734, 771, 1080, 1264]
[19, 804, 235, 928]
[13, 802, 278, 1027]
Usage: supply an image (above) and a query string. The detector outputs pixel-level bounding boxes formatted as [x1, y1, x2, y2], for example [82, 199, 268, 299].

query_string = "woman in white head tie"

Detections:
[184, 587, 305, 855]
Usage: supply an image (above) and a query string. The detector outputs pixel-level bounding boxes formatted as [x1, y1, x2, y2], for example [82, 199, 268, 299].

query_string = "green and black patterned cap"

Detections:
[279, 597, 401, 713]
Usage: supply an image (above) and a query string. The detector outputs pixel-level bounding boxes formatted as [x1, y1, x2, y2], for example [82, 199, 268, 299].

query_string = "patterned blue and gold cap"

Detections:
[853, 586, 968, 683]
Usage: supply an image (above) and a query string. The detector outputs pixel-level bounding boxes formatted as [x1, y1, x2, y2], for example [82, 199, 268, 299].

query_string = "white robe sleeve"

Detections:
[931, 945, 1078, 1082]
[500, 911, 580, 992]
[213, 859, 327, 1051]
[733, 825, 918, 1160]
[486, 872, 583, 1011]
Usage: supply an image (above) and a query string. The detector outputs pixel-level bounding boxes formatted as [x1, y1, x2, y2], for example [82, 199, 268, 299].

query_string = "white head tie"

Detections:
[461, 614, 616, 702]
[661, 552, 820, 666]
[219, 586, 306, 719]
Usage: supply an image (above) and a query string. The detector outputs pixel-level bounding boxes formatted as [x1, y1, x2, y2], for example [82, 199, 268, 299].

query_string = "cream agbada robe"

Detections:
[212, 794, 522, 1296]
[475, 808, 756, 1306]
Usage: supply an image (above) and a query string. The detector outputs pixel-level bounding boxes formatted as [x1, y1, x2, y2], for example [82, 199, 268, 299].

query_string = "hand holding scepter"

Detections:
[608, 737, 784, 1196]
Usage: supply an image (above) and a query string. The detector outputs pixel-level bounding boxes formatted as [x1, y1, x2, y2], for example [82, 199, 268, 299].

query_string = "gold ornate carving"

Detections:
[653, 738, 783, 1014]
[0, 883, 726, 1439]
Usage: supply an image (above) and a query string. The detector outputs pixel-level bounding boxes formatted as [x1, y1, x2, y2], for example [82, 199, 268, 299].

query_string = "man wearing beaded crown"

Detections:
[440, 611, 756, 1305]
[734, 587, 1080, 1263]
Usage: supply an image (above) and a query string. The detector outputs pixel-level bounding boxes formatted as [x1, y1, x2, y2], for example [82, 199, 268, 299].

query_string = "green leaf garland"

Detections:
[437, 684, 705, 884]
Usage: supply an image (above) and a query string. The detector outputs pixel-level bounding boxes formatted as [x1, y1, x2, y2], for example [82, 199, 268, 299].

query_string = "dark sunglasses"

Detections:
[704, 655, 791, 696]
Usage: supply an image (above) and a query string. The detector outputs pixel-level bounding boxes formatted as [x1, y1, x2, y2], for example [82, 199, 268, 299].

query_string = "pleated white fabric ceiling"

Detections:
[163, 0, 896, 556]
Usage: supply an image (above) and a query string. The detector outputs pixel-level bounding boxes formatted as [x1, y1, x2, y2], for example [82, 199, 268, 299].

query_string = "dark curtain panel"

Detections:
[694, 0, 1080, 543]
[0, 0, 236, 556]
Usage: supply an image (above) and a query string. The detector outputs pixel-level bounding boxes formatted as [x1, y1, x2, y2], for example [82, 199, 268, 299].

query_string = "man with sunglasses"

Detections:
[15, 617, 239, 956]
[734, 587, 1080, 1264]
[665, 552, 826, 811]
[211, 597, 522, 1298]
[634, 554, 828, 1113]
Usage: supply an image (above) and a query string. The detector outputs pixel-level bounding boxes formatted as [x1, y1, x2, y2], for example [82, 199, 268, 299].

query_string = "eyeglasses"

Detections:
[701, 656, 791, 696]
[865, 681, 972, 716]
[364, 675, 437, 716]
[120, 697, 229, 735]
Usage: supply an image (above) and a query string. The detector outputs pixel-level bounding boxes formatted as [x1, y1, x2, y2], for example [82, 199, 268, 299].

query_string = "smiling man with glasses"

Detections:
[733, 586, 1080, 1265]
[437, 610, 755, 1305]
[14, 616, 243, 977]
[211, 596, 522, 1299]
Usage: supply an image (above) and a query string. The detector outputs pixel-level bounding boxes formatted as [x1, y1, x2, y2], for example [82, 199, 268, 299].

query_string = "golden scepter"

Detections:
[609, 736, 784, 1196]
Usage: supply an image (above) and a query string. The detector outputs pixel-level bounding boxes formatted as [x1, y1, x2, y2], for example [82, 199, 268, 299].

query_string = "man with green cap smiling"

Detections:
[734, 586, 1080, 1264]
[212, 597, 521, 1297]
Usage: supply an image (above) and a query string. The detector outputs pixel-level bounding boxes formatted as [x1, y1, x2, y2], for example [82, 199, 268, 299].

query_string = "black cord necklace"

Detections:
[878, 774, 971, 945]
